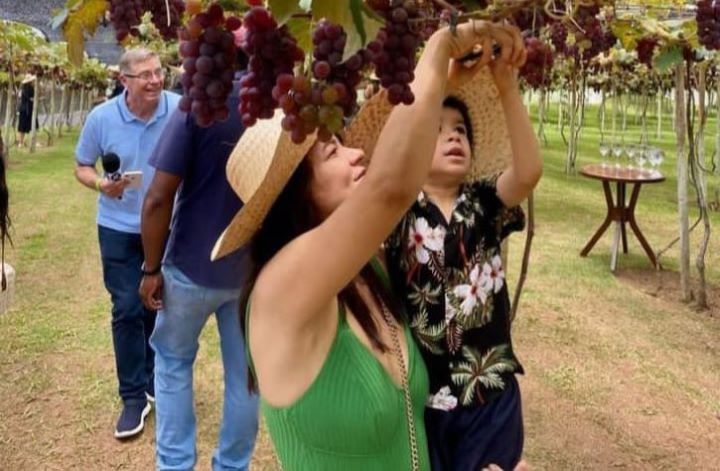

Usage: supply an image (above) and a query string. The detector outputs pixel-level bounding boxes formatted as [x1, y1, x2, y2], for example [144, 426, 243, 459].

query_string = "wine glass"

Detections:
[626, 144, 637, 170]
[612, 144, 624, 169]
[636, 145, 648, 175]
[650, 148, 665, 175]
[599, 141, 610, 168]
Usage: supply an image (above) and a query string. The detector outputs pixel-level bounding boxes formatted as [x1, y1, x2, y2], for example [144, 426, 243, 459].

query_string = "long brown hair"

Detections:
[239, 153, 405, 389]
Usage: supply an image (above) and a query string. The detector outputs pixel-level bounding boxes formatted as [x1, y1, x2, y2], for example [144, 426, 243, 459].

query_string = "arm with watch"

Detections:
[139, 170, 182, 311]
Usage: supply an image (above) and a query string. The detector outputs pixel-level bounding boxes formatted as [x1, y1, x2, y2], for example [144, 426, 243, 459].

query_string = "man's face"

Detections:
[120, 57, 164, 105]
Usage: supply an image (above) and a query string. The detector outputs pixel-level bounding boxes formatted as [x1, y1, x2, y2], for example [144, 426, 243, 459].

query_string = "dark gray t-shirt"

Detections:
[148, 86, 247, 290]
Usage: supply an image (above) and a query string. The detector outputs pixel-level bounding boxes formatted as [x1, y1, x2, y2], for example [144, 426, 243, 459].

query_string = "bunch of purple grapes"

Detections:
[697, 0, 720, 50]
[148, 0, 185, 41]
[548, 5, 614, 63]
[512, 8, 547, 35]
[109, 0, 144, 42]
[178, 3, 241, 127]
[237, 6, 304, 128]
[275, 74, 348, 143]
[635, 37, 659, 67]
[274, 21, 374, 144]
[520, 36, 554, 89]
[310, 20, 373, 116]
[369, 0, 423, 105]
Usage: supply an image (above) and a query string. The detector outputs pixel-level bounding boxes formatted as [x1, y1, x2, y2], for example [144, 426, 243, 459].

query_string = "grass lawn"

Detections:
[0, 102, 718, 469]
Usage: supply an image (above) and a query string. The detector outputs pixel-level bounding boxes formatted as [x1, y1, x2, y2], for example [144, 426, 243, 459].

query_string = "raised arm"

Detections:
[252, 22, 518, 326]
[492, 26, 542, 207]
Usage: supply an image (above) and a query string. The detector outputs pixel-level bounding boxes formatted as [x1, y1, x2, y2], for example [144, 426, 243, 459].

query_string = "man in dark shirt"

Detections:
[139, 62, 259, 469]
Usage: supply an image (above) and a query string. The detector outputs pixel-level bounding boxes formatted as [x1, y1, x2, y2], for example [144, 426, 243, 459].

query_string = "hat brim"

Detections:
[345, 67, 512, 181]
[211, 123, 316, 260]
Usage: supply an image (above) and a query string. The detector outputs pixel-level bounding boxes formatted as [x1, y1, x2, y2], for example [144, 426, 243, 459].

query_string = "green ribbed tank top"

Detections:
[246, 260, 431, 471]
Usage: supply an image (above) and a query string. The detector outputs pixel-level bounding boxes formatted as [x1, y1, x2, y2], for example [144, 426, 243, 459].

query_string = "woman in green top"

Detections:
[212, 20, 526, 470]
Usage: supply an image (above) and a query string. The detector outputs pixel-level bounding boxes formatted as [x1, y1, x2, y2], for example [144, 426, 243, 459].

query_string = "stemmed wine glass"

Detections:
[626, 144, 637, 170]
[612, 143, 624, 170]
[636, 145, 648, 175]
[599, 141, 610, 168]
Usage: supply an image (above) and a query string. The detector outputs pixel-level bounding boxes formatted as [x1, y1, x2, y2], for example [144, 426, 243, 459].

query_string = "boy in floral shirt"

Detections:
[385, 59, 541, 470]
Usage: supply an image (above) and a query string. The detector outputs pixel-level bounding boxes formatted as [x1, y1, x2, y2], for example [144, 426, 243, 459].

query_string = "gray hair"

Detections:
[118, 48, 159, 74]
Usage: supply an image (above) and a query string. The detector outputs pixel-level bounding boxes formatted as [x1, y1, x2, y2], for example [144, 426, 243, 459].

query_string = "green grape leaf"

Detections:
[286, 16, 313, 55]
[268, 0, 303, 25]
[654, 44, 683, 72]
[311, 0, 381, 60]
[611, 19, 642, 50]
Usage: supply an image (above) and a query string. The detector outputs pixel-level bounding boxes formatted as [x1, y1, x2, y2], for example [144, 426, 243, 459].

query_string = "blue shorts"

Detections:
[425, 376, 524, 470]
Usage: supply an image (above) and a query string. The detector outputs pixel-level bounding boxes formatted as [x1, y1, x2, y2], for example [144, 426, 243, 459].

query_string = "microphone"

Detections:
[101, 152, 122, 181]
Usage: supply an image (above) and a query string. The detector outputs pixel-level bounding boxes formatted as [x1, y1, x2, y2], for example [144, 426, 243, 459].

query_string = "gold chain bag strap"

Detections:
[380, 305, 420, 471]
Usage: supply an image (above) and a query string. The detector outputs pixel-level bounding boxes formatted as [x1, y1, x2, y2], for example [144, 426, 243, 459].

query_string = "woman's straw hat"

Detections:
[21, 73, 36, 85]
[211, 112, 316, 260]
[345, 66, 512, 180]
[212, 67, 512, 260]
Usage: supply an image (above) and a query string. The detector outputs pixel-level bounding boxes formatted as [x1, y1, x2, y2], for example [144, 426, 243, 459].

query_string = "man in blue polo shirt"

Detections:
[74, 48, 181, 439]
[139, 54, 258, 470]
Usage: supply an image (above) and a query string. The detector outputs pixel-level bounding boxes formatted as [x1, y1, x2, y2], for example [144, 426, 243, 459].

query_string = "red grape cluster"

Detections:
[520, 36, 553, 89]
[697, 0, 720, 50]
[310, 21, 372, 116]
[276, 74, 347, 143]
[548, 5, 614, 63]
[147, 0, 185, 41]
[512, 8, 547, 35]
[109, 0, 144, 42]
[274, 21, 373, 144]
[237, 6, 304, 127]
[178, 3, 241, 127]
[369, 0, 423, 105]
[635, 37, 659, 67]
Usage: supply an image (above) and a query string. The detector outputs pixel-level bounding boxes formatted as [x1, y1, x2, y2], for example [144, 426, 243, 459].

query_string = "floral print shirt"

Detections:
[386, 175, 526, 410]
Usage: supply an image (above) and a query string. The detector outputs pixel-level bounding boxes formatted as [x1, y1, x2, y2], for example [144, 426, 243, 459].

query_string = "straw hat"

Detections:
[345, 66, 512, 180]
[211, 112, 317, 260]
[212, 67, 512, 260]
[21, 73, 36, 85]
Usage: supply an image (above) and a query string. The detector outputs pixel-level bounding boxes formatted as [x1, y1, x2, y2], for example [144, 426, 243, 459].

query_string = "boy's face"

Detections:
[428, 107, 472, 186]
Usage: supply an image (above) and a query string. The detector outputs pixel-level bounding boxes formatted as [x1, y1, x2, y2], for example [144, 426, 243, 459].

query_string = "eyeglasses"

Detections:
[123, 68, 165, 81]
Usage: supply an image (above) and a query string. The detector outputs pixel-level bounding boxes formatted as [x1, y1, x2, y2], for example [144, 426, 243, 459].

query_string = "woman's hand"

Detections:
[444, 21, 525, 93]
[488, 24, 527, 97]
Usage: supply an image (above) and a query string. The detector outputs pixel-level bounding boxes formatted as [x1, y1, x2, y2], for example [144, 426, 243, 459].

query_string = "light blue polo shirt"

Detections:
[76, 90, 181, 234]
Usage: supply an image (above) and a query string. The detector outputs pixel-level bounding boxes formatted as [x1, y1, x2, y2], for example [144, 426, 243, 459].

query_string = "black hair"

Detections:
[443, 96, 474, 150]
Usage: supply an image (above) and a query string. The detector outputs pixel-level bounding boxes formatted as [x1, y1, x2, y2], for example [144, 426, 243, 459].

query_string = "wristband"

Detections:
[95, 178, 103, 192]
[141, 263, 161, 276]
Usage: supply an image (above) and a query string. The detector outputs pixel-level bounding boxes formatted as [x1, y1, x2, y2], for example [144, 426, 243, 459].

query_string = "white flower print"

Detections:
[444, 293, 458, 323]
[452, 264, 487, 316]
[426, 386, 458, 411]
[480, 255, 505, 294]
[407, 217, 445, 264]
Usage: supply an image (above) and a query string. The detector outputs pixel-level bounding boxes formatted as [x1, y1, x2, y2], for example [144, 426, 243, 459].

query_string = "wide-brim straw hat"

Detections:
[211, 112, 317, 260]
[212, 67, 511, 260]
[21, 73, 36, 85]
[345, 66, 512, 181]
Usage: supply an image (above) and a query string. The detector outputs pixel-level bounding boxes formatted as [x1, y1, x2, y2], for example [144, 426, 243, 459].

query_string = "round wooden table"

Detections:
[579, 164, 665, 272]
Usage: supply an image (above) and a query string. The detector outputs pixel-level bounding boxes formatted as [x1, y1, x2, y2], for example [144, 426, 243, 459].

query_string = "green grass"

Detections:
[1, 102, 719, 469]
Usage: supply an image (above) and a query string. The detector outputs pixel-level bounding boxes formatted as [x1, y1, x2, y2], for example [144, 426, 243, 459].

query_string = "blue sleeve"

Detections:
[148, 108, 195, 177]
[75, 111, 101, 166]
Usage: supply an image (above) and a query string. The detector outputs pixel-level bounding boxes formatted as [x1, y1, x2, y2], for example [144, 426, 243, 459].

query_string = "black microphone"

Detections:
[101, 152, 122, 181]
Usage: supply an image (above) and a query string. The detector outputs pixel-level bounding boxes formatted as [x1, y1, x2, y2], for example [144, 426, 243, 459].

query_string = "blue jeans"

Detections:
[98, 225, 155, 406]
[150, 264, 259, 471]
